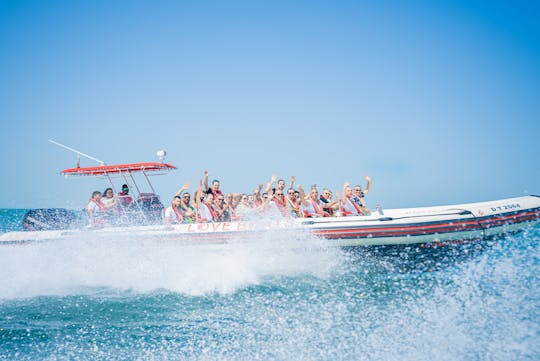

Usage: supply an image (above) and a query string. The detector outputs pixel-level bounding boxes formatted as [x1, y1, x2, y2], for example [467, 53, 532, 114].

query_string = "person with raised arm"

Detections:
[341, 181, 364, 216]
[296, 185, 308, 209]
[302, 185, 329, 218]
[320, 188, 339, 216]
[272, 187, 289, 217]
[289, 176, 296, 191]
[213, 193, 230, 222]
[262, 175, 282, 215]
[352, 176, 372, 215]
[257, 187, 277, 216]
[252, 183, 263, 207]
[265, 175, 277, 196]
[254, 177, 273, 210]
[172, 183, 195, 223]
[276, 175, 295, 194]
[196, 183, 218, 223]
[203, 170, 223, 198]
[173, 183, 190, 198]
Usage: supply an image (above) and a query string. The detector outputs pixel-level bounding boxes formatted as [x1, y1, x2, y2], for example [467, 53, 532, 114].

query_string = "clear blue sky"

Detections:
[1, 0, 539, 209]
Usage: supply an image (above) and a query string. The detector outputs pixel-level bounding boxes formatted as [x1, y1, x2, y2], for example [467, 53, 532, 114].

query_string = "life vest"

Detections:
[319, 196, 334, 216]
[303, 198, 329, 218]
[198, 202, 218, 223]
[172, 204, 183, 223]
[229, 206, 240, 221]
[341, 197, 362, 216]
[88, 198, 106, 212]
[87, 198, 107, 224]
[352, 196, 369, 215]
[272, 196, 289, 217]
[286, 197, 302, 218]
[118, 191, 133, 206]
[208, 188, 223, 199]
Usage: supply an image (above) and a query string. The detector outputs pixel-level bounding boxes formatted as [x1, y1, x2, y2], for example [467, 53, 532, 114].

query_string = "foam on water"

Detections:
[0, 210, 539, 360]
[0, 222, 344, 299]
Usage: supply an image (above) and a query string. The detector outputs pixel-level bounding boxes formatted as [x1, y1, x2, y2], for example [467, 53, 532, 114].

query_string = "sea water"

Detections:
[0, 209, 539, 360]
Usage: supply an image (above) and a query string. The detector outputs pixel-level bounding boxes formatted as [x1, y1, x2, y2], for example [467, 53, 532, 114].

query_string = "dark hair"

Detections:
[92, 191, 101, 197]
[173, 195, 182, 201]
[103, 187, 113, 196]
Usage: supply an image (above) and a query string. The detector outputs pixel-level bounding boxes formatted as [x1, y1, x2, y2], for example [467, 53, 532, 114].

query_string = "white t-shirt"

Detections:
[164, 206, 181, 224]
[198, 203, 214, 222]
[101, 197, 115, 207]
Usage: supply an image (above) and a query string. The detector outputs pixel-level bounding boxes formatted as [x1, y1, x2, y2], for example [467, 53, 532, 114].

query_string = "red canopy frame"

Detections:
[61, 162, 176, 176]
[61, 162, 177, 224]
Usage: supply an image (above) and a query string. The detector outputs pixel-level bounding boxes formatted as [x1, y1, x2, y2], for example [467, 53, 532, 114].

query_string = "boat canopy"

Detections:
[61, 162, 177, 177]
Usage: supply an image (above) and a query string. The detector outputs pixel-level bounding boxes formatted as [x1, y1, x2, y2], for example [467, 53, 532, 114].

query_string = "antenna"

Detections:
[48, 139, 106, 165]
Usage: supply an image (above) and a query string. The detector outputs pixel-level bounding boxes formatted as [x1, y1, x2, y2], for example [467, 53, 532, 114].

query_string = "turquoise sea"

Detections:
[0, 209, 539, 360]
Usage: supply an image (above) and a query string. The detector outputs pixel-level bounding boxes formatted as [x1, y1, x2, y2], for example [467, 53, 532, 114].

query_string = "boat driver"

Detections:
[118, 184, 133, 207]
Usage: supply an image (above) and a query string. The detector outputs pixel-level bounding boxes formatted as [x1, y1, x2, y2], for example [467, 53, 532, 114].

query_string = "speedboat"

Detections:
[2, 142, 539, 248]
[2, 195, 539, 247]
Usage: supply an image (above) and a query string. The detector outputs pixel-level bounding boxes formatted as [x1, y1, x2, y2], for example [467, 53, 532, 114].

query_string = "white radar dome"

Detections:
[157, 150, 167, 161]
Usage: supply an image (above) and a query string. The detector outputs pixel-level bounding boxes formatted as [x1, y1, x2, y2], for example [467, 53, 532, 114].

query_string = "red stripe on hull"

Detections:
[314, 209, 540, 240]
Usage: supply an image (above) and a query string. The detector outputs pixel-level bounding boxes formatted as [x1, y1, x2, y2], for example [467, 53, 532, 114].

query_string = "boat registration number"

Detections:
[490, 203, 521, 212]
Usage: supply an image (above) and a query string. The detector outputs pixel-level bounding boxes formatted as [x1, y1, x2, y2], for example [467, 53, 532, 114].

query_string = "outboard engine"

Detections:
[22, 208, 83, 231]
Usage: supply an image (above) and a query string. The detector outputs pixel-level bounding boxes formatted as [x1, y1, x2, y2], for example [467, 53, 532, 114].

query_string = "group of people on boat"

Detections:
[86, 171, 373, 227]
[165, 171, 374, 225]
